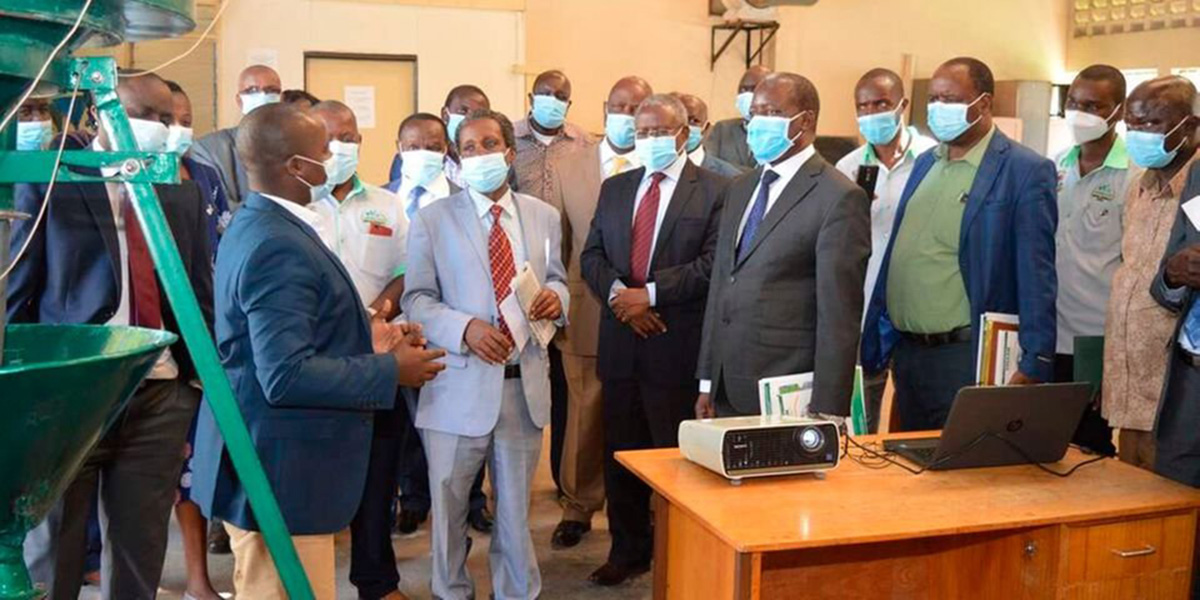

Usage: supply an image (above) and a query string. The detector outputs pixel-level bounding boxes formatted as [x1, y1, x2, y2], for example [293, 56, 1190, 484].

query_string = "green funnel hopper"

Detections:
[0, 324, 176, 599]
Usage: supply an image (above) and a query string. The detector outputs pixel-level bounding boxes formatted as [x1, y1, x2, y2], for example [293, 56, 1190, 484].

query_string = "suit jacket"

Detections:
[401, 190, 569, 437]
[704, 119, 755, 170]
[581, 160, 727, 386]
[701, 152, 746, 179]
[6, 179, 214, 382]
[697, 154, 871, 415]
[190, 192, 398, 535]
[547, 141, 606, 357]
[192, 126, 251, 211]
[861, 130, 1059, 381]
[1151, 161, 1200, 423]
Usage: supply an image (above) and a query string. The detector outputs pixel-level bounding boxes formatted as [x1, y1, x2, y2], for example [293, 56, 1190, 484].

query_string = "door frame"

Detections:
[302, 51, 420, 111]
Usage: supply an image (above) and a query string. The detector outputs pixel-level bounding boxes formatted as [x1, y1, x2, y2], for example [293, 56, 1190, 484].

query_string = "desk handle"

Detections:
[1111, 545, 1157, 558]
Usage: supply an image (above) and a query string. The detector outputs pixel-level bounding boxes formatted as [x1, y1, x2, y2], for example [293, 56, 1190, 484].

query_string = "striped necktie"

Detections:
[407, 186, 425, 221]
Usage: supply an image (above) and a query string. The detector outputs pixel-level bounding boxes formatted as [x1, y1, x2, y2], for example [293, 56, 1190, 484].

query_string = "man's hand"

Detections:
[695, 393, 715, 419]
[371, 301, 401, 353]
[1007, 370, 1040, 386]
[610, 287, 651, 322]
[369, 297, 400, 322]
[464, 318, 514, 365]
[1165, 244, 1200, 289]
[529, 288, 563, 321]
[397, 321, 426, 347]
[391, 339, 446, 388]
[627, 311, 667, 338]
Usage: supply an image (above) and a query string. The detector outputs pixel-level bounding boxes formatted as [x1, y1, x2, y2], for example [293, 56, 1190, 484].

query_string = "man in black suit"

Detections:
[695, 72, 871, 421]
[10, 72, 214, 599]
[581, 93, 727, 586]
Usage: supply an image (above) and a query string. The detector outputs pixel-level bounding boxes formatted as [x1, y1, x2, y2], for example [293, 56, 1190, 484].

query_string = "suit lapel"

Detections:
[80, 182, 123, 291]
[651, 161, 700, 267]
[450, 191, 494, 282]
[734, 155, 822, 269]
[725, 167, 760, 266]
[512, 193, 539, 278]
[610, 169, 641, 273]
[960, 131, 1009, 245]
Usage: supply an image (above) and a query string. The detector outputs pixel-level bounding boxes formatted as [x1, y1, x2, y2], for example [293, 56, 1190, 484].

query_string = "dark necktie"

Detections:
[630, 172, 667, 286]
[488, 204, 517, 344]
[737, 169, 780, 263]
[122, 194, 162, 328]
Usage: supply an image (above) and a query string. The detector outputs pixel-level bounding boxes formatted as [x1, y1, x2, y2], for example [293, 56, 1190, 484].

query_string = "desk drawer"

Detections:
[1063, 513, 1194, 582]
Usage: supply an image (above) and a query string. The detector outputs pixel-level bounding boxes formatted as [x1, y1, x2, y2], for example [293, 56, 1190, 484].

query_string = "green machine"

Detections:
[0, 2, 314, 598]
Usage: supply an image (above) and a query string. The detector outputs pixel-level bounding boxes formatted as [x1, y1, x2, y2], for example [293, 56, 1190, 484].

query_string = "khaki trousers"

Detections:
[225, 522, 337, 600]
[559, 352, 606, 522]
[1118, 428, 1157, 471]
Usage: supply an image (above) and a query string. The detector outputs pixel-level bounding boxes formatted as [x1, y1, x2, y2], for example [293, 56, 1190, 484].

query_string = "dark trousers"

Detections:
[1053, 353, 1116, 456]
[395, 389, 486, 516]
[1154, 351, 1200, 488]
[550, 345, 568, 493]
[24, 380, 198, 600]
[892, 338, 975, 431]
[602, 378, 695, 567]
[350, 397, 408, 600]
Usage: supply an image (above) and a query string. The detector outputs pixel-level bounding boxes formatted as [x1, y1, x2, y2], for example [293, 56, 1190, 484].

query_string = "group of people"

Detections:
[7, 50, 1200, 600]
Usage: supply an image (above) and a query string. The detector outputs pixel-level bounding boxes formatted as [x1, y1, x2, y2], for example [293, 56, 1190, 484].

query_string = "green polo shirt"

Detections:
[886, 126, 995, 334]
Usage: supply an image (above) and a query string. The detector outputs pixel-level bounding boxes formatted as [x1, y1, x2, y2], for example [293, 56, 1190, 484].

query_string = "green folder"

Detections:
[1073, 336, 1104, 398]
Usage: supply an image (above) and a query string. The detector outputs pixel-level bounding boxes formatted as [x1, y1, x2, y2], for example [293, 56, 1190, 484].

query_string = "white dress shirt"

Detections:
[470, 187, 527, 269]
[397, 172, 452, 216]
[261, 192, 326, 238]
[688, 145, 707, 167]
[609, 152, 689, 306]
[599, 139, 641, 179]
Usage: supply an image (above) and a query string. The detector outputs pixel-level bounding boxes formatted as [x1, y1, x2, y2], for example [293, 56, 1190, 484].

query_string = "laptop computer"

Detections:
[882, 383, 1093, 471]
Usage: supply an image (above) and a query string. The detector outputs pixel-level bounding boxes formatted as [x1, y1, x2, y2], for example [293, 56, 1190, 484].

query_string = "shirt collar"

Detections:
[515, 117, 576, 143]
[402, 172, 449, 197]
[934, 125, 995, 166]
[261, 192, 324, 230]
[1139, 149, 1199, 197]
[644, 152, 688, 184]
[1059, 135, 1130, 171]
[470, 187, 516, 220]
[688, 145, 707, 165]
[763, 142, 817, 183]
[600, 139, 635, 166]
[863, 126, 918, 166]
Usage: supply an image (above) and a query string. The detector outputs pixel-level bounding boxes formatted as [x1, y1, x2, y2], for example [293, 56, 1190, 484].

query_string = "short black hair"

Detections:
[282, 89, 320, 106]
[164, 79, 185, 95]
[943, 57, 995, 96]
[398, 112, 449, 142]
[856, 68, 905, 98]
[457, 108, 515, 149]
[1075, 64, 1127, 103]
[769, 72, 820, 116]
[444, 84, 489, 109]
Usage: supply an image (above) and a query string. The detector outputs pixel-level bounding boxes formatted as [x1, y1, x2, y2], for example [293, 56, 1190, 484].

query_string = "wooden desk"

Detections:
[618, 436, 1200, 599]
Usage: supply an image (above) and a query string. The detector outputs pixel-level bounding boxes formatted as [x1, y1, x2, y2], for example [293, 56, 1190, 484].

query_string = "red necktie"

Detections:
[630, 172, 666, 286]
[488, 204, 517, 344]
[122, 194, 162, 329]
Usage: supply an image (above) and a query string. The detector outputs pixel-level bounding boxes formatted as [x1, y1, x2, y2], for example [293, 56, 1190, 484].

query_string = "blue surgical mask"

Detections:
[291, 154, 334, 203]
[746, 112, 805, 165]
[927, 94, 986, 143]
[1126, 119, 1188, 169]
[166, 125, 193, 155]
[530, 95, 569, 130]
[400, 149, 445, 187]
[686, 125, 705, 153]
[326, 140, 359, 186]
[857, 103, 904, 146]
[636, 133, 683, 173]
[735, 92, 754, 121]
[446, 113, 466, 146]
[16, 120, 52, 151]
[605, 113, 636, 150]
[240, 92, 280, 115]
[460, 151, 511, 193]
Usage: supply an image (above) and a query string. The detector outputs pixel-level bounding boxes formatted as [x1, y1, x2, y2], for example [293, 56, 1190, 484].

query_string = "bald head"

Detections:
[310, 100, 361, 144]
[532, 70, 572, 100]
[739, 65, 772, 94]
[237, 103, 330, 203]
[238, 65, 282, 95]
[673, 92, 709, 127]
[606, 76, 654, 117]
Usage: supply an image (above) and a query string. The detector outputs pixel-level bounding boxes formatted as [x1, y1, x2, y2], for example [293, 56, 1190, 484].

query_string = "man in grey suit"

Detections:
[703, 65, 771, 170]
[402, 109, 569, 600]
[191, 64, 282, 210]
[695, 72, 871, 420]
[673, 92, 746, 179]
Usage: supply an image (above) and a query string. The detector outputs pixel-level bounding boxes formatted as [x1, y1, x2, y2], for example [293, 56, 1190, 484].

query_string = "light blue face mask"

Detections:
[446, 113, 466, 146]
[926, 94, 986, 142]
[735, 92, 754, 121]
[325, 141, 359, 186]
[857, 103, 904, 146]
[605, 113, 636, 150]
[636, 132, 683, 172]
[16, 120, 52, 151]
[400, 149, 445, 187]
[240, 92, 280, 115]
[461, 151, 511, 193]
[1126, 119, 1188, 169]
[746, 112, 804, 165]
[686, 125, 705, 153]
[530, 95, 569, 130]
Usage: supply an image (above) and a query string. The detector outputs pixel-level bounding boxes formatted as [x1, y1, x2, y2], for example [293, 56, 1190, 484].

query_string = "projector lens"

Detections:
[797, 427, 823, 453]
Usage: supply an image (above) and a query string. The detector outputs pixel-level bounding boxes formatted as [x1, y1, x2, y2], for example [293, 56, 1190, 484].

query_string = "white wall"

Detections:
[215, 0, 525, 130]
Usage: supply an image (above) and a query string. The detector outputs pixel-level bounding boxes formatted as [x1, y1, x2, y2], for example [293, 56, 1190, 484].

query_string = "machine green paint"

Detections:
[0, 2, 314, 598]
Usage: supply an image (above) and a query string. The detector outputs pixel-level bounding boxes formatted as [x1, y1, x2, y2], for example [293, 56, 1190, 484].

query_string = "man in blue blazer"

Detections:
[403, 109, 568, 600]
[190, 103, 444, 599]
[862, 57, 1058, 431]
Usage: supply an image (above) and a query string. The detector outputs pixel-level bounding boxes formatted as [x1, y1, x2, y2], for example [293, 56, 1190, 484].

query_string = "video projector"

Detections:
[679, 416, 840, 482]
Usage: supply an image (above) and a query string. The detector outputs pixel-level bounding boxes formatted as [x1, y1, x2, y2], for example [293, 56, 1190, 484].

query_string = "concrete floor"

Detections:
[79, 432, 652, 600]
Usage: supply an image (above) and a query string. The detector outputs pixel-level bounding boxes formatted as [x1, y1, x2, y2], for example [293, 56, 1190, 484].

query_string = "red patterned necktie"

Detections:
[488, 204, 517, 344]
[122, 194, 162, 328]
[629, 172, 666, 286]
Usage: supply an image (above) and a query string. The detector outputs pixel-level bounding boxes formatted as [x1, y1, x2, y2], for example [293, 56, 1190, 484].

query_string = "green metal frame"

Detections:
[0, 150, 179, 183]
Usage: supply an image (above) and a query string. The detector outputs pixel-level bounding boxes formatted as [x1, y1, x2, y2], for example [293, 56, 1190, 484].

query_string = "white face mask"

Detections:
[240, 91, 281, 115]
[129, 118, 170, 152]
[400, 149, 446, 187]
[1065, 105, 1120, 146]
[166, 125, 194, 155]
[325, 140, 360, 186]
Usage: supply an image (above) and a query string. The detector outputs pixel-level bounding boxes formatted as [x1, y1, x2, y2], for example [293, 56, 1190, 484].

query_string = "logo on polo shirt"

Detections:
[361, 209, 390, 226]
[1092, 184, 1115, 203]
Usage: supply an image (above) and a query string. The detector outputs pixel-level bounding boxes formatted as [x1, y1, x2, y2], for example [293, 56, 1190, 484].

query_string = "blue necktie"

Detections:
[1185, 299, 1200, 351]
[406, 186, 425, 221]
[737, 170, 780, 262]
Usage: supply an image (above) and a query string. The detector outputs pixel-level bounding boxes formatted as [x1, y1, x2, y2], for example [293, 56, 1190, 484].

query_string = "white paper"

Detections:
[499, 293, 529, 355]
[343, 86, 377, 129]
[1183, 195, 1200, 231]
[758, 373, 814, 417]
[512, 263, 556, 348]
[247, 48, 278, 70]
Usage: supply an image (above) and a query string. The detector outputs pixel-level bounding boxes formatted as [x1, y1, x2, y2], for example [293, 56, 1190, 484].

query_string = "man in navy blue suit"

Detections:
[862, 57, 1058, 431]
[190, 103, 445, 599]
